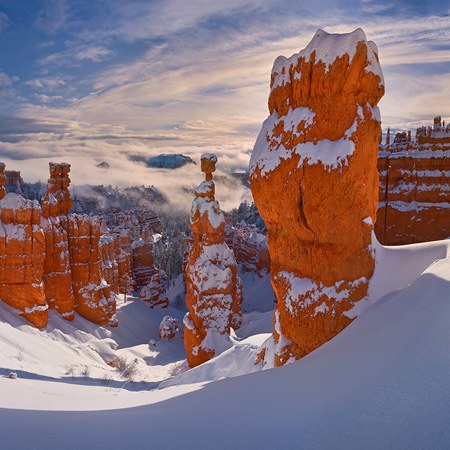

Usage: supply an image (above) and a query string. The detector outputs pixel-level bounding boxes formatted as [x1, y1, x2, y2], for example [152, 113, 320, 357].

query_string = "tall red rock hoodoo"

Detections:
[41, 162, 116, 325]
[0, 163, 47, 327]
[250, 29, 384, 365]
[184, 154, 243, 367]
[41, 163, 75, 319]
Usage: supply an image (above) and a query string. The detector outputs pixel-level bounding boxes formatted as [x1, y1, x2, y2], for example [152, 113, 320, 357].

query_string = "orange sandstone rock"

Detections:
[41, 163, 75, 319]
[375, 116, 450, 245]
[139, 269, 168, 308]
[225, 221, 270, 274]
[0, 185, 47, 327]
[184, 154, 243, 367]
[159, 315, 180, 340]
[68, 214, 116, 326]
[132, 239, 156, 289]
[250, 29, 384, 365]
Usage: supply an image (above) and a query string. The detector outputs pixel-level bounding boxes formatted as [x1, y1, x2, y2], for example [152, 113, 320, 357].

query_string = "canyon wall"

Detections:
[0, 162, 166, 328]
[250, 29, 384, 365]
[375, 116, 450, 244]
[0, 163, 47, 327]
[225, 219, 270, 274]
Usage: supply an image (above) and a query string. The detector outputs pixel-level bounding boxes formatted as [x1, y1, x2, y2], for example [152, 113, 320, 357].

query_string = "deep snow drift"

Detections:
[1, 237, 450, 449]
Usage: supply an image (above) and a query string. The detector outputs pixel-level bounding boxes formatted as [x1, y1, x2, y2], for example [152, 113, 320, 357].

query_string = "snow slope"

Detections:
[1, 238, 450, 449]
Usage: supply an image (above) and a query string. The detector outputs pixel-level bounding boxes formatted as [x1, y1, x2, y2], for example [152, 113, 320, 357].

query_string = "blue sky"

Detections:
[0, 0, 449, 203]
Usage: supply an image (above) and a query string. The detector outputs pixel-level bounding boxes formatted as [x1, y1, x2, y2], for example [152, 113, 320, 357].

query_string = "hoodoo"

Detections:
[184, 154, 243, 367]
[41, 163, 76, 319]
[250, 29, 384, 365]
[0, 163, 47, 327]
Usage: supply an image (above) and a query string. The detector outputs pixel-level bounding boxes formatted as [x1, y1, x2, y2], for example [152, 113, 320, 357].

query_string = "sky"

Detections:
[0, 0, 449, 207]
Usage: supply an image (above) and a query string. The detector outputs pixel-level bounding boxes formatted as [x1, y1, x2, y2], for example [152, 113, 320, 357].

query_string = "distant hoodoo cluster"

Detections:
[250, 28, 384, 365]
[0, 162, 167, 328]
[184, 153, 243, 367]
[376, 116, 450, 245]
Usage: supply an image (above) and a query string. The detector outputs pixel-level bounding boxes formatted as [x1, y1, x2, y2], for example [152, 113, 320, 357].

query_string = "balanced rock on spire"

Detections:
[184, 153, 243, 367]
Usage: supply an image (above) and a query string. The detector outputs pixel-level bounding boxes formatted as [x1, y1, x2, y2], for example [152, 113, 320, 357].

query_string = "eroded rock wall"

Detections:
[0, 189, 47, 327]
[250, 29, 384, 365]
[68, 214, 116, 325]
[375, 117, 450, 244]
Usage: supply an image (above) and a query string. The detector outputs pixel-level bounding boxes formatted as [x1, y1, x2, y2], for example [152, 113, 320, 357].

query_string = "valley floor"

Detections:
[1, 237, 450, 449]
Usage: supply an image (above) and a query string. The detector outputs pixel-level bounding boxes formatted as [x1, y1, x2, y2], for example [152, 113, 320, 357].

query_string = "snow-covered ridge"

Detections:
[0, 192, 38, 210]
[272, 28, 384, 89]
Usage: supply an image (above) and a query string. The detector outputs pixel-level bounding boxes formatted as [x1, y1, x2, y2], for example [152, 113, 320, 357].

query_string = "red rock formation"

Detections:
[250, 29, 384, 365]
[41, 163, 75, 319]
[40, 162, 117, 325]
[132, 240, 156, 289]
[159, 315, 180, 340]
[184, 154, 243, 367]
[225, 221, 270, 273]
[0, 163, 5, 199]
[139, 269, 168, 308]
[375, 116, 450, 244]
[0, 163, 47, 327]
[100, 232, 133, 293]
[100, 234, 120, 291]
[5, 170, 24, 194]
[132, 239, 168, 307]
[68, 214, 116, 326]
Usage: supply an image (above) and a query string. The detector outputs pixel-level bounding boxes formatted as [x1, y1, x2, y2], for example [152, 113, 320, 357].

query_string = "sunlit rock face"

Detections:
[41, 162, 116, 326]
[376, 116, 450, 245]
[0, 163, 47, 327]
[68, 214, 117, 326]
[41, 163, 75, 320]
[184, 154, 243, 368]
[250, 29, 384, 366]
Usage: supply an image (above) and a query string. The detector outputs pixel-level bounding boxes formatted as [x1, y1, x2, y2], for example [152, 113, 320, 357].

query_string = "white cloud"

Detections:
[0, 11, 10, 30]
[25, 77, 66, 90]
[75, 46, 114, 62]
[34, 0, 68, 35]
[2, 1, 450, 209]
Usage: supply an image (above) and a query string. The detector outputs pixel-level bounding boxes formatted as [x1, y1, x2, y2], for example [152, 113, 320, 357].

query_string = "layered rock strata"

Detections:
[68, 214, 116, 325]
[132, 239, 168, 308]
[225, 221, 270, 273]
[375, 116, 450, 244]
[99, 232, 133, 293]
[184, 154, 243, 367]
[0, 163, 47, 327]
[41, 163, 75, 319]
[250, 29, 384, 365]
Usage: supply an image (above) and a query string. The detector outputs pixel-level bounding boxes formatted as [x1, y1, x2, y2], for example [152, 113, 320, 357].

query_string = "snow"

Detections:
[282, 106, 316, 133]
[276, 271, 367, 316]
[191, 194, 224, 229]
[379, 200, 450, 211]
[250, 103, 366, 177]
[0, 192, 36, 210]
[1, 238, 450, 448]
[272, 28, 384, 88]
[200, 153, 218, 164]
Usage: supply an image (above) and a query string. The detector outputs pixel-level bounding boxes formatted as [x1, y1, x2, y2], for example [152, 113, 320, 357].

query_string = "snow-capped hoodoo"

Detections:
[184, 154, 243, 367]
[250, 28, 385, 365]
